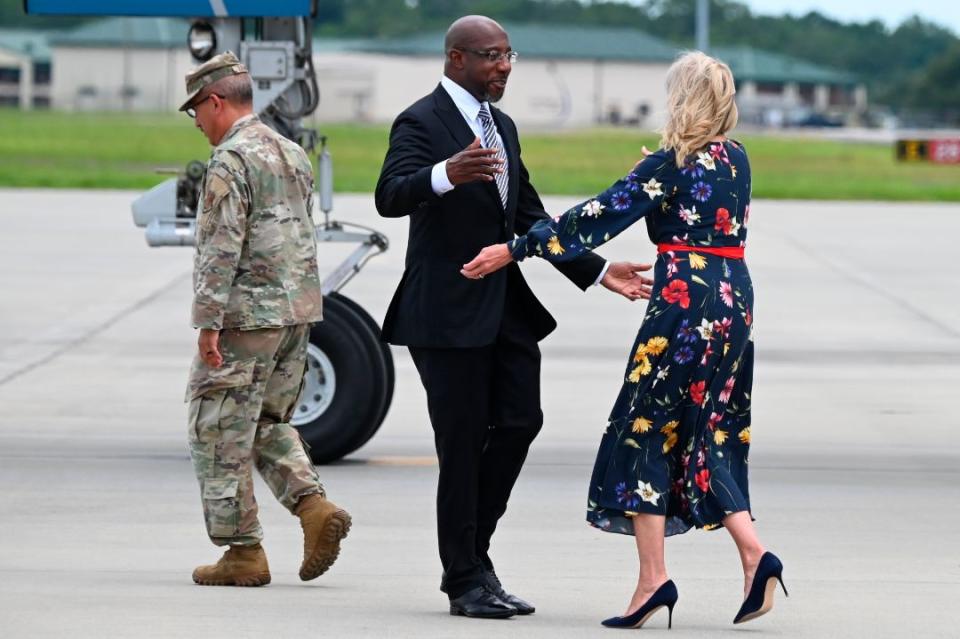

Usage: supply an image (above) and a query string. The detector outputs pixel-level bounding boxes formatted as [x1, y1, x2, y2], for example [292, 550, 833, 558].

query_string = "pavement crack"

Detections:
[0, 270, 191, 388]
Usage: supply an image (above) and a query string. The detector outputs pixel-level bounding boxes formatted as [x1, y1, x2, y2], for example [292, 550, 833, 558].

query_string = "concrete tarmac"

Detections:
[1, 189, 958, 638]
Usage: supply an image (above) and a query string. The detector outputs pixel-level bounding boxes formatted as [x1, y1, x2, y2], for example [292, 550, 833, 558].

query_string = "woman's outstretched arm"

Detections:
[461, 150, 672, 280]
[511, 150, 671, 263]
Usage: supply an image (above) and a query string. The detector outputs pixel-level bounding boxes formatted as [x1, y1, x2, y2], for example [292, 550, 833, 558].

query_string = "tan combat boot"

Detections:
[192, 543, 271, 587]
[296, 494, 352, 581]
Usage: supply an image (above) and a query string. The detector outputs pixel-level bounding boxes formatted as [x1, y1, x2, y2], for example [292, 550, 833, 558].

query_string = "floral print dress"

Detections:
[509, 140, 754, 537]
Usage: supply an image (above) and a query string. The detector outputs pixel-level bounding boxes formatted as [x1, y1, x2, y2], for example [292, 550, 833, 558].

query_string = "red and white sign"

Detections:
[928, 139, 960, 164]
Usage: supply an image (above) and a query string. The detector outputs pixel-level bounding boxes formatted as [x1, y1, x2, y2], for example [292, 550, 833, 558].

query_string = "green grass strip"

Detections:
[0, 111, 957, 200]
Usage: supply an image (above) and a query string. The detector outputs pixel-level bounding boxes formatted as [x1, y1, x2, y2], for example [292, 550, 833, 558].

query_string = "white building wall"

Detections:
[309, 52, 671, 131]
[597, 60, 669, 127]
[45, 46, 855, 129]
[0, 49, 21, 66]
[310, 52, 439, 123]
[51, 46, 193, 112]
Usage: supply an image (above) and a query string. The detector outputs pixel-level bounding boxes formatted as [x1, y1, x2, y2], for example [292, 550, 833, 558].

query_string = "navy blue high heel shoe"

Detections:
[733, 552, 788, 624]
[601, 579, 678, 629]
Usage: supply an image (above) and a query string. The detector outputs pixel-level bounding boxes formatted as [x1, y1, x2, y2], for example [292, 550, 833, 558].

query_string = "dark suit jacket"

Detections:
[374, 83, 606, 348]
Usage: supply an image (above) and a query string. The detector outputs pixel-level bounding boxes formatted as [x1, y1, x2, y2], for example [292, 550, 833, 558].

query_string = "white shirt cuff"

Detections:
[592, 261, 610, 287]
[431, 161, 455, 195]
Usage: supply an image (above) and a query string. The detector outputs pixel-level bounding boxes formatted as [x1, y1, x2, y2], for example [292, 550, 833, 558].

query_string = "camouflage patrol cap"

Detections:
[178, 51, 248, 112]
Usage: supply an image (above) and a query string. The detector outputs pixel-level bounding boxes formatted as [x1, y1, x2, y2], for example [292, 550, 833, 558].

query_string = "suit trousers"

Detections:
[409, 300, 544, 599]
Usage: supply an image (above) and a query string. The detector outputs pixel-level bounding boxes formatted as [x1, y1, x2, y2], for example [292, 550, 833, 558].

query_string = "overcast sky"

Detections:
[736, 0, 960, 34]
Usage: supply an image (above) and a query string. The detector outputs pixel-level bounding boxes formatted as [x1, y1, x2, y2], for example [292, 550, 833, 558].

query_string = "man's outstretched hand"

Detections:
[602, 261, 654, 301]
[446, 137, 505, 185]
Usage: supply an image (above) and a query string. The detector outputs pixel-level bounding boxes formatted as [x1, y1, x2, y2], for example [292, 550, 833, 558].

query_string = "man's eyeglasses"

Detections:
[185, 93, 220, 118]
[456, 49, 519, 64]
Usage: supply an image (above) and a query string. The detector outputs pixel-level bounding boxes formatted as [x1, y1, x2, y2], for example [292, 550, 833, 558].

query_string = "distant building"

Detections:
[312, 25, 867, 129]
[312, 25, 679, 129]
[0, 29, 52, 109]
[3, 18, 867, 128]
[714, 46, 864, 127]
[47, 18, 192, 112]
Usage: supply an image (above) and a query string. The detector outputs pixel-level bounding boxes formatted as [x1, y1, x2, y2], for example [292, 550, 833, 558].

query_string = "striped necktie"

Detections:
[477, 103, 509, 209]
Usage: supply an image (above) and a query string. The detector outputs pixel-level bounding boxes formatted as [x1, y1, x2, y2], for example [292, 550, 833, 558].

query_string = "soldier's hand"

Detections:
[198, 328, 223, 368]
[445, 137, 504, 186]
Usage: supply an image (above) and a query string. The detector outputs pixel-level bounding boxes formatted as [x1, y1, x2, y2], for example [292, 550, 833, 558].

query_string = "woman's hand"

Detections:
[602, 261, 654, 301]
[461, 243, 513, 280]
[633, 145, 654, 169]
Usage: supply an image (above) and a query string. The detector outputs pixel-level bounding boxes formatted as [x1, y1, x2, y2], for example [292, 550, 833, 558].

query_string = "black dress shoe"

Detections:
[449, 585, 517, 619]
[484, 570, 536, 615]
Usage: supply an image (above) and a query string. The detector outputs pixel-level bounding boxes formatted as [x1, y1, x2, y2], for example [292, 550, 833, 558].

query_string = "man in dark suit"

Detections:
[375, 15, 652, 619]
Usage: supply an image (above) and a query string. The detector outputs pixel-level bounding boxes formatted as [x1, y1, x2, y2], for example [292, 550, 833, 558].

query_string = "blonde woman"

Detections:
[462, 51, 786, 628]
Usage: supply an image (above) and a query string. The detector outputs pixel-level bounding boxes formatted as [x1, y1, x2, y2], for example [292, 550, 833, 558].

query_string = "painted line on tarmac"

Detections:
[0, 270, 192, 388]
[778, 234, 960, 340]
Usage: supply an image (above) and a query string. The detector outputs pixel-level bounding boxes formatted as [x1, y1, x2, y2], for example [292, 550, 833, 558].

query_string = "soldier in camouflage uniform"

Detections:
[180, 52, 351, 587]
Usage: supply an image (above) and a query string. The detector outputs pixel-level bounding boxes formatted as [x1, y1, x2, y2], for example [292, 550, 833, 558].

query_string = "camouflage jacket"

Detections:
[192, 114, 323, 329]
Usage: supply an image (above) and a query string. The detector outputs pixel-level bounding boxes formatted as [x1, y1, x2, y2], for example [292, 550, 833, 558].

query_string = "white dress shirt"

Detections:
[429, 75, 503, 194]
[430, 75, 608, 285]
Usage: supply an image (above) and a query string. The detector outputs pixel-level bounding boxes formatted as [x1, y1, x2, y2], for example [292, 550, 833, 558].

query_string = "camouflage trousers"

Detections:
[186, 324, 324, 546]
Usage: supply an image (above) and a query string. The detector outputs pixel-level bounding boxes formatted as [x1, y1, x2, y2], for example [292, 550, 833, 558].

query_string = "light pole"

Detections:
[696, 0, 710, 52]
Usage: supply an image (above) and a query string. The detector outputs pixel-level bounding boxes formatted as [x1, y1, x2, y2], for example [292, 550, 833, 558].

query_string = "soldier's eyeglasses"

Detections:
[456, 49, 518, 64]
[185, 94, 220, 118]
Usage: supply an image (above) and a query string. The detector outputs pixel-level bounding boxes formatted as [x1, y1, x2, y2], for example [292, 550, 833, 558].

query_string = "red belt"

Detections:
[657, 243, 744, 259]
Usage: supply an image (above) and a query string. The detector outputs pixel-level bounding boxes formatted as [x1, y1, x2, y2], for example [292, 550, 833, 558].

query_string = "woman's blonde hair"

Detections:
[660, 51, 739, 167]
